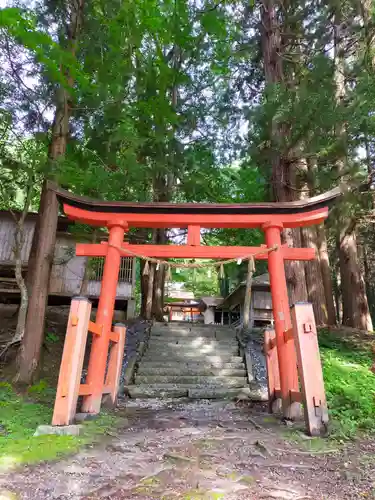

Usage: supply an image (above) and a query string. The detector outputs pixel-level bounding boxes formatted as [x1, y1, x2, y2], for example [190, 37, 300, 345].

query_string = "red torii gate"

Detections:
[51, 184, 340, 435]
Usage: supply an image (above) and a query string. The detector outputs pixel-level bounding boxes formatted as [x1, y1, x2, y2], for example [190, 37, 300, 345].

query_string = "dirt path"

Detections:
[1, 399, 374, 499]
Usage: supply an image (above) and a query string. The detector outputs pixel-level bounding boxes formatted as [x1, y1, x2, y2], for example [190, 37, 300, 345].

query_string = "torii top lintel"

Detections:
[49, 183, 341, 230]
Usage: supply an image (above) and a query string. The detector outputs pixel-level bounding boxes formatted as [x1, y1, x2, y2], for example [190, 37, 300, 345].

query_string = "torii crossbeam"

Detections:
[50, 183, 340, 435]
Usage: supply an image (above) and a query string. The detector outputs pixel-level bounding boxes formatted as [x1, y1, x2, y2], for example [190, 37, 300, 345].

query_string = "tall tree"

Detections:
[260, 0, 308, 304]
[332, 3, 372, 330]
[17, 0, 85, 383]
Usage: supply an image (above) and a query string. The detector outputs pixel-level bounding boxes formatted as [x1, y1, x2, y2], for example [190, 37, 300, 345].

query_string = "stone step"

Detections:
[137, 367, 246, 377]
[145, 347, 239, 356]
[142, 354, 243, 363]
[151, 327, 234, 333]
[146, 343, 239, 351]
[188, 386, 268, 401]
[150, 336, 236, 343]
[152, 330, 235, 337]
[149, 338, 238, 345]
[152, 326, 233, 332]
[135, 375, 248, 386]
[139, 361, 245, 370]
[127, 385, 188, 398]
[126, 384, 252, 399]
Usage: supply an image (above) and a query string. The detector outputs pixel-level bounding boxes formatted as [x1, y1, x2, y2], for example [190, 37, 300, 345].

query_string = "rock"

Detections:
[74, 413, 98, 423]
[34, 425, 83, 436]
[188, 387, 264, 400]
[271, 398, 283, 414]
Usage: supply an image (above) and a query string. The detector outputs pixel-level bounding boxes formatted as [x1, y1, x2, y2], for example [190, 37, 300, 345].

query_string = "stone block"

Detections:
[34, 424, 83, 437]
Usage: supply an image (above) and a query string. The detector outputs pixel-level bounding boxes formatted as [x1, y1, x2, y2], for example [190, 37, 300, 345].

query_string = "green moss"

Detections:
[239, 474, 255, 485]
[140, 476, 161, 486]
[225, 471, 239, 481]
[0, 384, 118, 469]
[319, 328, 375, 438]
[262, 416, 277, 424]
[183, 490, 224, 500]
[283, 429, 334, 452]
[223, 471, 254, 485]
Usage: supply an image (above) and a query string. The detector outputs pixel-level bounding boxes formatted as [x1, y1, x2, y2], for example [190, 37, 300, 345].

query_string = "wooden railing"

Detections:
[52, 297, 126, 426]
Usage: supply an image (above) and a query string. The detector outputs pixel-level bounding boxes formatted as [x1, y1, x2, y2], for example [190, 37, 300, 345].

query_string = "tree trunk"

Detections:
[362, 241, 375, 321]
[333, 6, 372, 330]
[242, 260, 254, 330]
[260, 0, 308, 305]
[339, 228, 372, 330]
[283, 228, 308, 305]
[152, 228, 166, 321]
[152, 262, 165, 321]
[150, 174, 170, 320]
[18, 0, 85, 384]
[140, 259, 148, 318]
[301, 226, 328, 325]
[145, 263, 155, 320]
[317, 224, 337, 325]
[79, 230, 97, 296]
[16, 187, 59, 383]
[299, 157, 333, 325]
[13, 179, 34, 345]
[360, 0, 375, 70]
[332, 265, 341, 323]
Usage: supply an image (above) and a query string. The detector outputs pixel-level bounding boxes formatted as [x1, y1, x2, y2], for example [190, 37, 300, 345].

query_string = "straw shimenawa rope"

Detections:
[108, 242, 278, 274]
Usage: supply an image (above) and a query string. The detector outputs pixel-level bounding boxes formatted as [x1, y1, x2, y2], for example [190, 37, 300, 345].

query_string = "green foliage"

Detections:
[27, 379, 50, 396]
[45, 332, 59, 344]
[319, 329, 375, 438]
[0, 7, 89, 91]
[170, 265, 219, 299]
[0, 384, 118, 468]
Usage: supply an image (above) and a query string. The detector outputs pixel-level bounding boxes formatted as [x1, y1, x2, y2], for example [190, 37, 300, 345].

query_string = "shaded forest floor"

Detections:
[0, 305, 70, 388]
[1, 398, 375, 499]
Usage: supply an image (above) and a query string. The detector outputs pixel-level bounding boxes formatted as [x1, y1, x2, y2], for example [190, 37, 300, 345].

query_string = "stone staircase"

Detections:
[126, 323, 263, 400]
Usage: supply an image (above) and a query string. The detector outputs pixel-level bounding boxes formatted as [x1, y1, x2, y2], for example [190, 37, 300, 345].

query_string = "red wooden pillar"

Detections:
[105, 323, 126, 407]
[52, 297, 91, 425]
[82, 221, 127, 414]
[263, 222, 300, 419]
[291, 303, 329, 435]
[264, 328, 281, 413]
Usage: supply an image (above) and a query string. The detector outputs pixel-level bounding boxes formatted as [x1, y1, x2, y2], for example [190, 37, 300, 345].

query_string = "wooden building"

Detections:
[165, 301, 202, 322]
[0, 211, 136, 316]
[198, 297, 227, 325]
[219, 273, 273, 328]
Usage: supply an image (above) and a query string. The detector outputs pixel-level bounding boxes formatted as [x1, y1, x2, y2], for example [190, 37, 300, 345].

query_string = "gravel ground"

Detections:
[1, 398, 374, 499]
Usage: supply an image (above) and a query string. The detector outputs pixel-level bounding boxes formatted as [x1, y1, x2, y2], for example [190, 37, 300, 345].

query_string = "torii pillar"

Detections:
[263, 222, 300, 419]
[82, 221, 127, 413]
